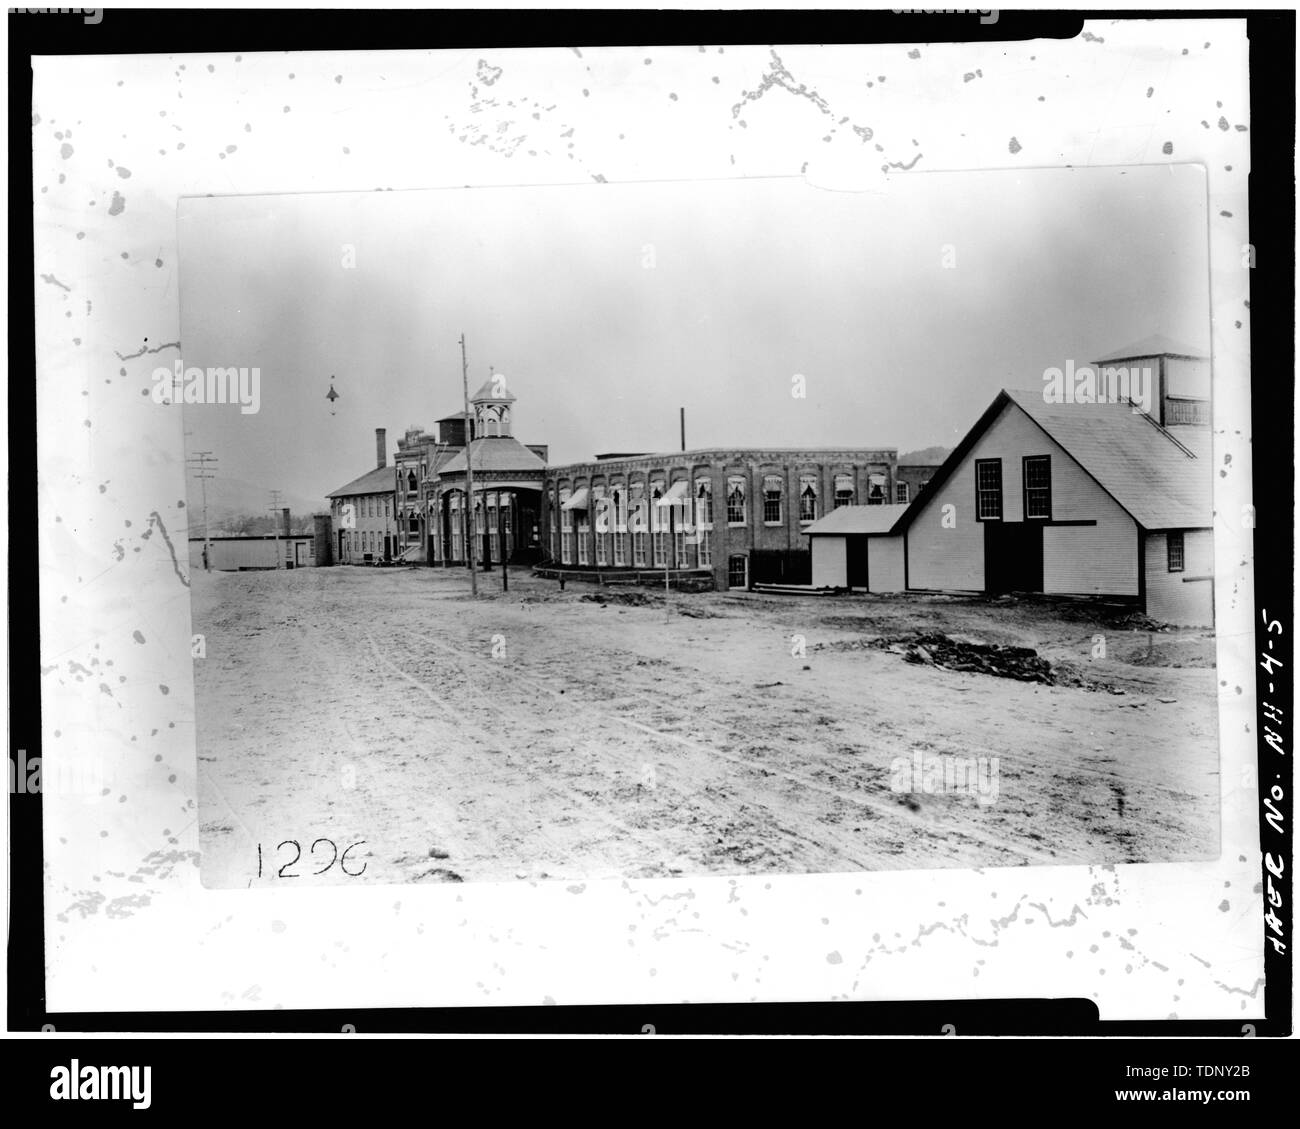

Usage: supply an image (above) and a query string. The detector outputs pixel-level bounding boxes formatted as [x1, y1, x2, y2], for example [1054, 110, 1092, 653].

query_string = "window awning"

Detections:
[561, 487, 590, 511]
[868, 474, 887, 486]
[655, 480, 689, 506]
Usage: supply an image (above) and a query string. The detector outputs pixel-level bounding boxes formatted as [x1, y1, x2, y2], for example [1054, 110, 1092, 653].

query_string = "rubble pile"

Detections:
[868, 632, 1055, 683]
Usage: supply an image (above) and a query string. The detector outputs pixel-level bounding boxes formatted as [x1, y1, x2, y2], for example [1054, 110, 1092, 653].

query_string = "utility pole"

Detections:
[499, 502, 509, 593]
[268, 489, 284, 569]
[425, 440, 447, 566]
[459, 333, 478, 597]
[185, 451, 218, 571]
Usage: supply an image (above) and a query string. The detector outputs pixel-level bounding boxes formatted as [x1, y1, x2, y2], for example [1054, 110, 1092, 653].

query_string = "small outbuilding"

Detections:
[804, 504, 910, 591]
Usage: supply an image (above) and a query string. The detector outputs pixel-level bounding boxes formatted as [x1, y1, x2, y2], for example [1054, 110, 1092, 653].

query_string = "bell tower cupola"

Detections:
[469, 371, 516, 439]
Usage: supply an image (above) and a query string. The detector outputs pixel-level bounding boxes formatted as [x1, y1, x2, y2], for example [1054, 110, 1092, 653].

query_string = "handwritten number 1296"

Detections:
[256, 838, 367, 878]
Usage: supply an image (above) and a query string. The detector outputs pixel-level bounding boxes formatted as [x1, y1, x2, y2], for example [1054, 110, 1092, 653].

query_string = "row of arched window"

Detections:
[552, 469, 889, 531]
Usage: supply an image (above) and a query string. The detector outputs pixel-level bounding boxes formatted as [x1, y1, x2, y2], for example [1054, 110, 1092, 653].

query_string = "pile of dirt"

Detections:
[867, 631, 1055, 682]
[582, 590, 659, 607]
[1048, 662, 1127, 694]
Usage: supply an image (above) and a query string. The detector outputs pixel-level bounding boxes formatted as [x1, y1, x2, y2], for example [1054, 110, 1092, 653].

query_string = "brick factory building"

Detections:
[541, 445, 901, 591]
[894, 463, 939, 506]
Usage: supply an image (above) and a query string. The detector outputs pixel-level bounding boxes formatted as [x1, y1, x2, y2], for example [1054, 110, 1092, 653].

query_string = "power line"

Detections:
[185, 451, 218, 571]
[267, 489, 284, 569]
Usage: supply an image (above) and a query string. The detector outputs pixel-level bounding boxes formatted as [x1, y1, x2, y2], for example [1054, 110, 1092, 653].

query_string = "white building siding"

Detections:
[867, 536, 906, 592]
[904, 451, 986, 592]
[907, 400, 1139, 596]
[188, 537, 312, 571]
[811, 537, 846, 588]
[1043, 519, 1138, 596]
[1145, 529, 1214, 626]
[1166, 355, 1211, 399]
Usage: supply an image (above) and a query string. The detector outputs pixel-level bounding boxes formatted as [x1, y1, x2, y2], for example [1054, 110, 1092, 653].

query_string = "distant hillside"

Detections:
[899, 446, 951, 466]
[185, 473, 326, 534]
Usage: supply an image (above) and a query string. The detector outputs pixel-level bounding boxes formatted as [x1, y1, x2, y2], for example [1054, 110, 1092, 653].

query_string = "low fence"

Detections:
[533, 564, 715, 592]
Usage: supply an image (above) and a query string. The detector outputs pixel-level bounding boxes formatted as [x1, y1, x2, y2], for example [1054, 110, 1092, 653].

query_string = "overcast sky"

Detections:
[178, 163, 1211, 506]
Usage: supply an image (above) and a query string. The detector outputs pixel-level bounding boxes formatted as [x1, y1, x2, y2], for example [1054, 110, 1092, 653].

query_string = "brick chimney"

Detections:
[281, 507, 291, 538]
[376, 427, 387, 469]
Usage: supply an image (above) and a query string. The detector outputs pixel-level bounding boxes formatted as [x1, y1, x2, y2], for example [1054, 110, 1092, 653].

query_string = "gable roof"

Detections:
[803, 504, 910, 537]
[1092, 335, 1209, 363]
[896, 389, 1211, 533]
[439, 436, 546, 476]
[326, 465, 394, 498]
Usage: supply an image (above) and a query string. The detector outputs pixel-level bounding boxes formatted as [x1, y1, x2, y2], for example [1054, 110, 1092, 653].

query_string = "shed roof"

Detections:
[803, 504, 911, 536]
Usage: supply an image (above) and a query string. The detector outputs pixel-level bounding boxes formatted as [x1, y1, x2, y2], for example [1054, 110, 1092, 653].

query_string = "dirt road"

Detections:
[194, 566, 1219, 887]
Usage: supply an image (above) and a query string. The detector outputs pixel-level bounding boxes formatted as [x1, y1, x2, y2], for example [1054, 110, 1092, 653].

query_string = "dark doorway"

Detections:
[984, 521, 1043, 594]
[845, 537, 869, 589]
[750, 549, 811, 586]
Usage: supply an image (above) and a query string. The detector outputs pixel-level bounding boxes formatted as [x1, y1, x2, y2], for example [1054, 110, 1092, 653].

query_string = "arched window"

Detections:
[650, 481, 665, 531]
[834, 473, 855, 509]
[799, 475, 818, 522]
[407, 470, 418, 493]
[611, 486, 627, 565]
[726, 477, 746, 525]
[762, 475, 783, 524]
[650, 482, 667, 566]
[559, 488, 573, 564]
[694, 478, 713, 527]
[593, 485, 608, 566]
[630, 482, 648, 566]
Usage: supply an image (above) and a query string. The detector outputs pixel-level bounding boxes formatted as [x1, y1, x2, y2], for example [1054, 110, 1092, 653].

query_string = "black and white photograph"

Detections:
[180, 168, 1219, 888]
[22, 11, 1281, 1037]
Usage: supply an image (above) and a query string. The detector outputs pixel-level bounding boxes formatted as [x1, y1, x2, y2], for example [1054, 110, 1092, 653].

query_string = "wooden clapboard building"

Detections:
[803, 340, 1214, 626]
